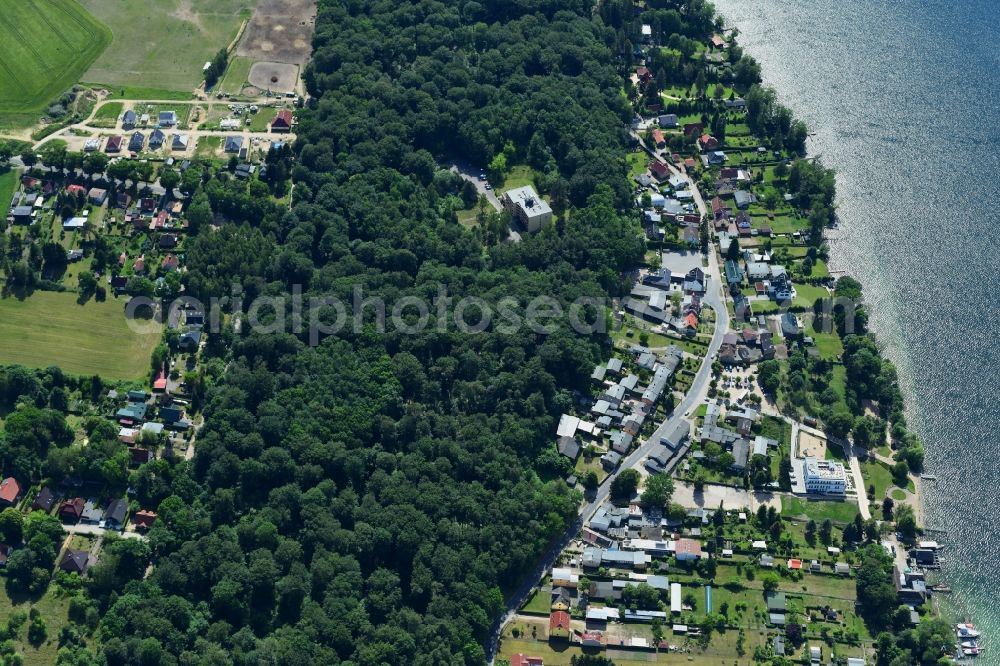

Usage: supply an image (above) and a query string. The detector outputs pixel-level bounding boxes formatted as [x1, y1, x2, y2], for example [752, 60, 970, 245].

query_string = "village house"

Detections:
[60, 549, 90, 575]
[271, 109, 293, 132]
[0, 478, 22, 506]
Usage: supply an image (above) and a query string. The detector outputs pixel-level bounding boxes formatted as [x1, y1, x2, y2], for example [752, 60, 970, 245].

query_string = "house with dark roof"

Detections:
[104, 498, 128, 530]
[149, 129, 166, 148]
[60, 549, 89, 574]
[557, 436, 580, 460]
[224, 135, 243, 153]
[0, 478, 22, 506]
[32, 487, 57, 513]
[271, 109, 293, 132]
[105, 135, 123, 153]
[128, 131, 145, 152]
[122, 110, 137, 128]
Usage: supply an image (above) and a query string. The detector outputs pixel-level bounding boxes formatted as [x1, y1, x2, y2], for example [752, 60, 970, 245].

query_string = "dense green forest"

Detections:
[53, 1, 660, 664]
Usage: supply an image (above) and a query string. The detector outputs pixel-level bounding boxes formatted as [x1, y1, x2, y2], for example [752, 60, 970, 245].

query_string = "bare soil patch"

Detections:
[248, 62, 299, 93]
[236, 0, 316, 66]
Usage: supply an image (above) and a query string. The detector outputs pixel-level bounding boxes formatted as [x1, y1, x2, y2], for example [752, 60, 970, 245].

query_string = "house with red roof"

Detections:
[682, 122, 704, 137]
[548, 611, 570, 640]
[271, 109, 293, 132]
[153, 367, 168, 392]
[105, 135, 123, 153]
[698, 134, 719, 151]
[0, 478, 22, 506]
[132, 510, 158, 530]
[161, 254, 179, 272]
[65, 184, 86, 197]
[510, 655, 543, 666]
[129, 447, 152, 466]
[635, 66, 652, 84]
[59, 497, 85, 522]
[651, 129, 666, 148]
[648, 161, 669, 182]
[675, 537, 703, 561]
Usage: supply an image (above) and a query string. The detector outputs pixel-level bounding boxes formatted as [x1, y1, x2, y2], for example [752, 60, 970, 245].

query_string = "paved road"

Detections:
[484, 138, 729, 664]
[448, 160, 502, 212]
[63, 523, 147, 539]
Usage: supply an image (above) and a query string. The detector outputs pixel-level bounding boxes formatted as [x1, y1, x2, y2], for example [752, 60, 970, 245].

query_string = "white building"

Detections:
[501, 185, 552, 233]
[803, 457, 847, 495]
[670, 582, 682, 614]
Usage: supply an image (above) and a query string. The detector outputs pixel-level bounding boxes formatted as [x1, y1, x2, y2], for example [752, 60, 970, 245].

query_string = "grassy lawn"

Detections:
[0, 168, 17, 220]
[0, 0, 112, 117]
[0, 291, 161, 380]
[890, 488, 907, 501]
[90, 101, 123, 128]
[627, 151, 648, 179]
[781, 496, 859, 524]
[78, 0, 252, 91]
[0, 583, 78, 665]
[500, 165, 539, 191]
[194, 135, 223, 158]
[522, 589, 551, 614]
[218, 55, 255, 95]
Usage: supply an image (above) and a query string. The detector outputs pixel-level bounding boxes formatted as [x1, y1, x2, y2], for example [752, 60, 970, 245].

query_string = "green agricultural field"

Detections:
[78, 0, 253, 91]
[0, 0, 111, 116]
[0, 291, 161, 379]
[0, 168, 17, 220]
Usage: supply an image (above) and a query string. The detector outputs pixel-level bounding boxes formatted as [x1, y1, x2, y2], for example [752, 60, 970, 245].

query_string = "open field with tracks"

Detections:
[0, 0, 111, 116]
[78, 0, 254, 91]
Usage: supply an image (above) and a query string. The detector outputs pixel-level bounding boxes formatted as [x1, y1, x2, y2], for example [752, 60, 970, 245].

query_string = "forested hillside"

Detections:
[69, 1, 657, 664]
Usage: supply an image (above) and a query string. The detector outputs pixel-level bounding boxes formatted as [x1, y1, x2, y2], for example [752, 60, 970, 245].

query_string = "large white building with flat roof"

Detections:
[803, 457, 847, 495]
[501, 185, 552, 232]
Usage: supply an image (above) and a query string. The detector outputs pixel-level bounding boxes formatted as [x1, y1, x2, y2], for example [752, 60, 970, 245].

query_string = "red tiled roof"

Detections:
[0, 478, 21, 504]
[549, 611, 570, 633]
[133, 510, 157, 528]
[0, 476, 21, 504]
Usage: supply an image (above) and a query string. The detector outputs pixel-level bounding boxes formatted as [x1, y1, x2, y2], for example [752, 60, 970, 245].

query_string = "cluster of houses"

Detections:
[723, 249, 796, 303]
[635, 161, 700, 247]
[625, 266, 707, 336]
[696, 400, 779, 474]
[718, 325, 776, 366]
[0, 476, 159, 574]
[553, 345, 684, 474]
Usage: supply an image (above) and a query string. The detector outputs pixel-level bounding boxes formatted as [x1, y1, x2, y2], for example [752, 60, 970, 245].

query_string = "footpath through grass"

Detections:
[0, 291, 161, 380]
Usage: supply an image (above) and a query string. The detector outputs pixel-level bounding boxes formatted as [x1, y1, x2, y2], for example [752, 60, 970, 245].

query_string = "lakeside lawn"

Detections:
[0, 0, 111, 118]
[0, 291, 161, 380]
[781, 496, 859, 524]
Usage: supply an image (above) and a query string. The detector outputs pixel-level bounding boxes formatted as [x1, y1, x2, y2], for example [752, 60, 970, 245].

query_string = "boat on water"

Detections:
[957, 624, 981, 639]
[963, 647, 981, 657]
[962, 641, 980, 649]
